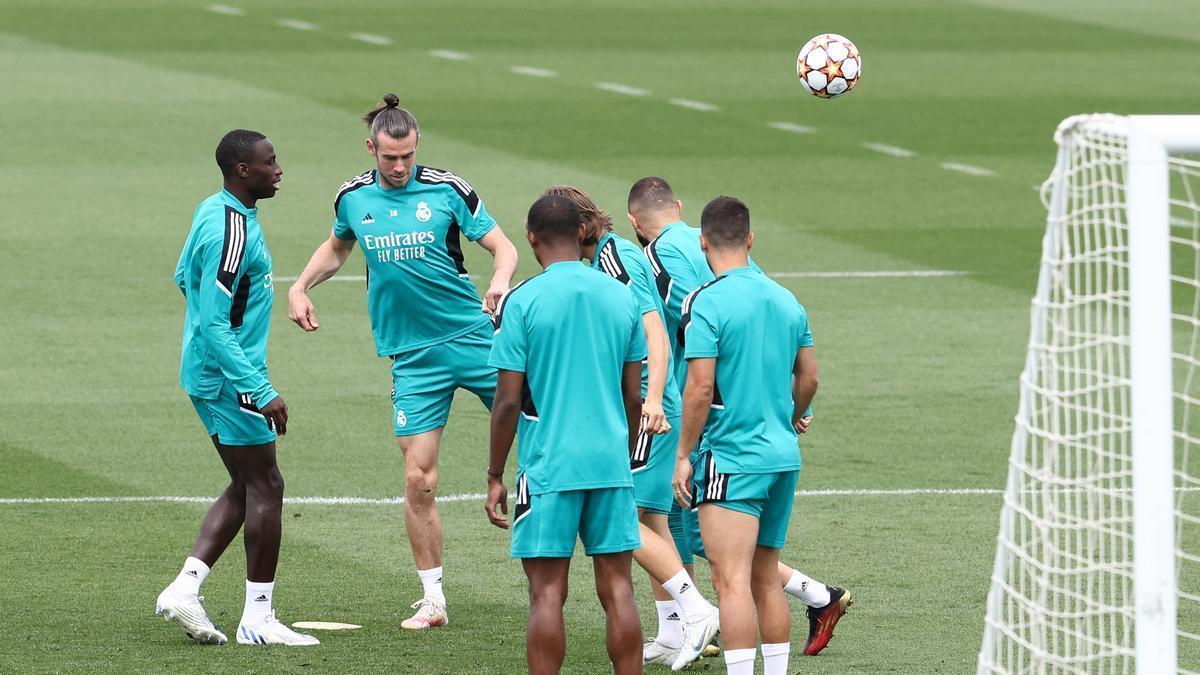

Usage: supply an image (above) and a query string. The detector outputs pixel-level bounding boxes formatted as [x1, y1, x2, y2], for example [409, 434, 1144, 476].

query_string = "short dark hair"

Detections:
[363, 93, 420, 143]
[700, 196, 751, 249]
[527, 194, 582, 242]
[627, 176, 676, 216]
[215, 129, 267, 176]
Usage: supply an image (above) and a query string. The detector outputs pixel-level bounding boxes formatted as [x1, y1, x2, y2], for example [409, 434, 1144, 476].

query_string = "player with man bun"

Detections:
[287, 94, 519, 630]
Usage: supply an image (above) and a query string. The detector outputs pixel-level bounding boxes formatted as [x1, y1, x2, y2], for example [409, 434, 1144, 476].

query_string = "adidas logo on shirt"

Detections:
[361, 212, 375, 225]
[254, 594, 270, 603]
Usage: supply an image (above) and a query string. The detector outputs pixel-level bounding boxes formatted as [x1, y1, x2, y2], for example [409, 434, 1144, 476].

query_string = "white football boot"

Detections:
[155, 589, 228, 645]
[401, 598, 448, 630]
[671, 607, 721, 671]
[236, 611, 320, 646]
[643, 639, 680, 666]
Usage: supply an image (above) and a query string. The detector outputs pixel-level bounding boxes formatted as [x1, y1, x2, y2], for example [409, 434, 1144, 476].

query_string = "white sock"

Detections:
[418, 566, 445, 604]
[241, 580, 274, 625]
[169, 556, 210, 596]
[762, 642, 791, 675]
[723, 647, 756, 675]
[784, 569, 831, 607]
[661, 569, 711, 621]
[654, 600, 683, 648]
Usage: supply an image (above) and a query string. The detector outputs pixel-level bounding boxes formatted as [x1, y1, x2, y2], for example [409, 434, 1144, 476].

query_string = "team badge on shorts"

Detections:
[396, 409, 407, 428]
[415, 202, 432, 222]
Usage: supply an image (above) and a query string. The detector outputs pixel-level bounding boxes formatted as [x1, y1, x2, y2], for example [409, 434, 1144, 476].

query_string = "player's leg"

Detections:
[580, 486, 643, 675]
[593, 552, 643, 675]
[752, 546, 790, 674]
[223, 439, 317, 646]
[391, 344, 458, 628]
[398, 427, 449, 628]
[188, 435, 247, 565]
[156, 404, 241, 645]
[630, 420, 718, 665]
[522, 557, 571, 675]
[698, 503, 760, 675]
[512, 485, 581, 673]
[638, 513, 719, 668]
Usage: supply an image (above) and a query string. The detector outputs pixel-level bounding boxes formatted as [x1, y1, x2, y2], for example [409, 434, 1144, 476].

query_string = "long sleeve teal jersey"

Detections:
[332, 166, 497, 356]
[174, 189, 277, 408]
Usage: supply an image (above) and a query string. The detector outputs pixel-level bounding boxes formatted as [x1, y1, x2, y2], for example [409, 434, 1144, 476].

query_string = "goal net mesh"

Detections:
[979, 114, 1200, 674]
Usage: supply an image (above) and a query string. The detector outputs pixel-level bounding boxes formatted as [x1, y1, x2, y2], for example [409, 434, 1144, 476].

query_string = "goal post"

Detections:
[979, 114, 1200, 674]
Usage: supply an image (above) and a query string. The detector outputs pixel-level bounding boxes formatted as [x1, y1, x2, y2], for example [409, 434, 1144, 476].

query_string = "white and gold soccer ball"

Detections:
[796, 33, 861, 99]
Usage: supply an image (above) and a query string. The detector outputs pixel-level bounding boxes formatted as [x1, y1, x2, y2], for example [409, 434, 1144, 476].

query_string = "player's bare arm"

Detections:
[287, 234, 357, 331]
[673, 357, 715, 507]
[791, 346, 819, 434]
[621, 360, 644, 456]
[641, 309, 671, 435]
[485, 369, 524, 529]
[476, 227, 518, 314]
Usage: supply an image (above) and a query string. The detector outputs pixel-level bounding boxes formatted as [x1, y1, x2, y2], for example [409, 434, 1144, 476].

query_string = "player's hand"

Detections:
[482, 281, 507, 315]
[485, 476, 509, 529]
[794, 415, 813, 434]
[260, 395, 288, 436]
[671, 457, 693, 508]
[288, 288, 320, 332]
[642, 398, 670, 435]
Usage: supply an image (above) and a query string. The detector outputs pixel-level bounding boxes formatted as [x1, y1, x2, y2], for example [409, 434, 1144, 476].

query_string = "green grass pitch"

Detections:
[1, 0, 1198, 672]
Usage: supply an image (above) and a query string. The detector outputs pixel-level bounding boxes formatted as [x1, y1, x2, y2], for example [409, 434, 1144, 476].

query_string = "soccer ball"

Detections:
[796, 34, 861, 99]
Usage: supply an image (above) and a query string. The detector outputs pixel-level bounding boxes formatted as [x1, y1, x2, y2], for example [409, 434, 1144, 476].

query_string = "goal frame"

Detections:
[981, 114, 1200, 674]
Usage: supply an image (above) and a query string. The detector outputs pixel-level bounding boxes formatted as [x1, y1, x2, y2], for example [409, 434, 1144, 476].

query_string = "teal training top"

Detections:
[681, 266, 813, 474]
[175, 188, 277, 408]
[643, 221, 761, 393]
[591, 232, 683, 420]
[489, 261, 648, 494]
[332, 166, 497, 356]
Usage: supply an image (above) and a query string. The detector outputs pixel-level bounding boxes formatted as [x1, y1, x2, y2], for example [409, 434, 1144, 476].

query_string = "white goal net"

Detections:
[979, 114, 1200, 674]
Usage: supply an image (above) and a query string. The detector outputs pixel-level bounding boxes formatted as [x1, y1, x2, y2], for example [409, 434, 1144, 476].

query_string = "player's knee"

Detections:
[404, 467, 438, 498]
[529, 580, 568, 608]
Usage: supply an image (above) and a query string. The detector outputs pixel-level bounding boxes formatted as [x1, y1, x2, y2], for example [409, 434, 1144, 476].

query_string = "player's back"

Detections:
[593, 231, 682, 419]
[683, 266, 806, 473]
[491, 261, 645, 494]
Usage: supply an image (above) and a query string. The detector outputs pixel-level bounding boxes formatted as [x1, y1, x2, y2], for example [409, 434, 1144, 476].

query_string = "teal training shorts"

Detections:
[189, 381, 276, 447]
[632, 415, 680, 515]
[668, 500, 706, 563]
[511, 475, 641, 558]
[692, 450, 799, 549]
[390, 322, 496, 436]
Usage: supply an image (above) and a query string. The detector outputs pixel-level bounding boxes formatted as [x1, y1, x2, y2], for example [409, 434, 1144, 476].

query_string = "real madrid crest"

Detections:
[416, 201, 432, 222]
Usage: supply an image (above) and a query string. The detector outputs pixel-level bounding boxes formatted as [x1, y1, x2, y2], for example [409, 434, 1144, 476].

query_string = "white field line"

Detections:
[350, 33, 392, 46]
[768, 121, 815, 134]
[277, 19, 319, 31]
[206, 4, 245, 15]
[669, 98, 719, 112]
[273, 271, 965, 283]
[510, 66, 557, 78]
[863, 142, 916, 158]
[0, 488, 1004, 506]
[431, 50, 472, 61]
[941, 162, 996, 177]
[594, 82, 650, 97]
[770, 270, 968, 279]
